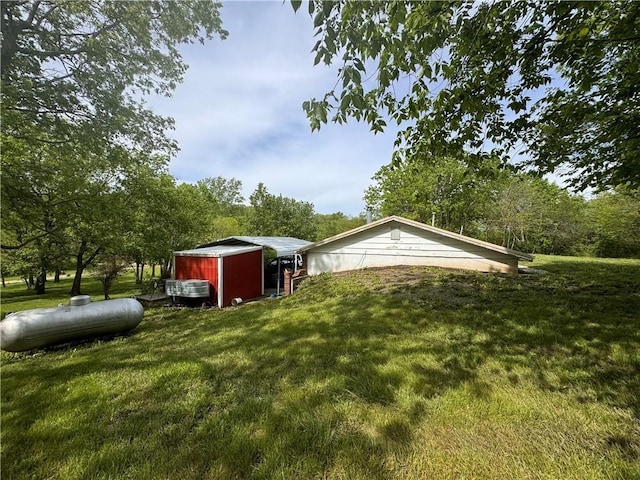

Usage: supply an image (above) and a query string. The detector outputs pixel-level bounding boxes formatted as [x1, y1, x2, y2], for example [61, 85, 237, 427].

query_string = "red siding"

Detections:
[174, 250, 263, 307]
[222, 250, 263, 307]
[174, 256, 219, 303]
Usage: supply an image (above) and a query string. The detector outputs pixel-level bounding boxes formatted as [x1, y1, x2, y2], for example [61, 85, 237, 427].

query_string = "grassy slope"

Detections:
[1, 256, 639, 479]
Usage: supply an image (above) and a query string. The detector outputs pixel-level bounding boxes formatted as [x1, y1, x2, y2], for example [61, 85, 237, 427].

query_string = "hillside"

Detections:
[1, 255, 639, 479]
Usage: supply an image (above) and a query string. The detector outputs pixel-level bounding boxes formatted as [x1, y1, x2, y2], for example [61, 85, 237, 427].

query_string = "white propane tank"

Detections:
[0, 296, 144, 352]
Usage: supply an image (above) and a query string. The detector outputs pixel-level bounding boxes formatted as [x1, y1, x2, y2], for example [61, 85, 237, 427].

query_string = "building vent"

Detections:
[365, 206, 373, 224]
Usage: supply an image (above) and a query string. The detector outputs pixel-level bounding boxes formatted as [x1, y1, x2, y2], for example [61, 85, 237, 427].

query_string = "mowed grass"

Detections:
[0, 270, 140, 317]
[1, 255, 639, 479]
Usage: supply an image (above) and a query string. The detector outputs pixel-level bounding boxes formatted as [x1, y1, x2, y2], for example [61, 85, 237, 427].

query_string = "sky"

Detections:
[150, 1, 400, 217]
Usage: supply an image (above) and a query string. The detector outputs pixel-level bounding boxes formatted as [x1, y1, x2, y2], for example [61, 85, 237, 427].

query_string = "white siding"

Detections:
[306, 222, 518, 275]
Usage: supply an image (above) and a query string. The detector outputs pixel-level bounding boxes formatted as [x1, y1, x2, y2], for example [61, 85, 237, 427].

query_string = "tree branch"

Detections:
[81, 247, 102, 270]
[25, 0, 41, 26]
[32, 3, 57, 30]
[16, 45, 88, 58]
[1, 231, 50, 250]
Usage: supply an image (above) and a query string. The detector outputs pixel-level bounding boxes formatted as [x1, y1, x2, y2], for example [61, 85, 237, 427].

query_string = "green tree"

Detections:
[195, 176, 247, 241]
[314, 212, 364, 241]
[585, 189, 640, 258]
[0, 137, 168, 295]
[121, 170, 176, 283]
[93, 254, 130, 300]
[364, 156, 494, 232]
[247, 183, 317, 240]
[1, 0, 227, 154]
[478, 173, 586, 254]
[120, 171, 222, 282]
[2, 140, 110, 293]
[66, 187, 129, 296]
[362, 153, 588, 255]
[296, 1, 640, 191]
[1, 1, 228, 293]
[196, 177, 245, 217]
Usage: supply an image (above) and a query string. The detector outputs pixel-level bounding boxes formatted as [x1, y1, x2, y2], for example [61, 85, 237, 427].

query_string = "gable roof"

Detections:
[297, 215, 534, 261]
[197, 236, 312, 258]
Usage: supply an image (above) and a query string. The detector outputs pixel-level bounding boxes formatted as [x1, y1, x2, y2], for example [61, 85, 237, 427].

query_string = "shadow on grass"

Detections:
[1, 257, 639, 479]
[1, 274, 140, 316]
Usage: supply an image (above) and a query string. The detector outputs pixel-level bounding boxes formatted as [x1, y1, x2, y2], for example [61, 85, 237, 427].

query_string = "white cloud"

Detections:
[148, 0, 397, 216]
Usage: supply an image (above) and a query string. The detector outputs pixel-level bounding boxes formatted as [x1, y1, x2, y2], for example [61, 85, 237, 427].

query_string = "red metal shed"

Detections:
[173, 246, 263, 307]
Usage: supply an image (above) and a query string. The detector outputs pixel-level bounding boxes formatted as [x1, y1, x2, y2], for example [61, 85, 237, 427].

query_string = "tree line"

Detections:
[5, 151, 638, 299]
[0, 165, 364, 296]
[365, 156, 640, 258]
[3, 1, 638, 298]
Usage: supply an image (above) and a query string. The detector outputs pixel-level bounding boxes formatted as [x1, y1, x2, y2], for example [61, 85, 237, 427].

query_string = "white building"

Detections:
[298, 216, 533, 275]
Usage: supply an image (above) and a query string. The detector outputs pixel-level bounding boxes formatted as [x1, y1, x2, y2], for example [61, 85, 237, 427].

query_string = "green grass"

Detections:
[0, 270, 141, 317]
[1, 255, 639, 479]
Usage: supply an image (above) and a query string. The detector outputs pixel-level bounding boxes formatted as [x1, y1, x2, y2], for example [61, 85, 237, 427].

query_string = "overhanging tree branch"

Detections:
[1, 232, 50, 250]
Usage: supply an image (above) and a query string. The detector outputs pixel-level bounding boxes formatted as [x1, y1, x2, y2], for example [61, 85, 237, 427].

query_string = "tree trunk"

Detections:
[70, 240, 102, 296]
[137, 263, 145, 284]
[160, 259, 167, 278]
[70, 266, 83, 297]
[160, 258, 172, 279]
[152, 263, 156, 277]
[54, 268, 61, 283]
[35, 267, 46, 295]
[102, 278, 112, 300]
[1, 270, 5, 288]
[135, 261, 145, 284]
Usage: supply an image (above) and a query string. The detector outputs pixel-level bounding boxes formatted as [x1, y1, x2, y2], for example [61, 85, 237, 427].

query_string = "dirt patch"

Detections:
[331, 265, 473, 292]
[323, 265, 497, 310]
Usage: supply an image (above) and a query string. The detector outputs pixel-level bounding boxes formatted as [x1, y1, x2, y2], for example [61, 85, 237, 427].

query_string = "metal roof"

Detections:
[198, 236, 313, 258]
[174, 245, 262, 258]
[297, 216, 534, 261]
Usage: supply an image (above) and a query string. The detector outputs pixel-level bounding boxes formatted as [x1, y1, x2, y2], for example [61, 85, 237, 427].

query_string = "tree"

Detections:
[195, 176, 247, 241]
[93, 254, 130, 300]
[0, 245, 44, 290]
[362, 154, 588, 255]
[2, 1, 228, 293]
[120, 171, 221, 282]
[1, 0, 227, 154]
[247, 183, 317, 240]
[364, 156, 495, 232]
[1, 136, 166, 295]
[314, 212, 364, 241]
[585, 189, 640, 258]
[295, 1, 640, 191]
[196, 177, 245, 217]
[470, 173, 586, 255]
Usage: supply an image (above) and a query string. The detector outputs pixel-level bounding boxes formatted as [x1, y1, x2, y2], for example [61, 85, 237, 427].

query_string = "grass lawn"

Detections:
[1, 255, 639, 479]
[0, 270, 140, 317]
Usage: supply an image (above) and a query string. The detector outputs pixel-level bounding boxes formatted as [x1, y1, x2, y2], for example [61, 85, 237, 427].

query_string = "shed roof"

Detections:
[174, 245, 262, 258]
[297, 216, 534, 261]
[198, 236, 312, 258]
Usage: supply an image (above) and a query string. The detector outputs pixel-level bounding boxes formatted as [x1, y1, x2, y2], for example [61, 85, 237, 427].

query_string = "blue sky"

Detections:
[150, 1, 400, 217]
